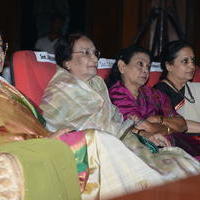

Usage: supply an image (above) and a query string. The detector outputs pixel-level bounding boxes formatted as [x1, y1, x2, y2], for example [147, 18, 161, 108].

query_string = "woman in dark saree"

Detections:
[108, 44, 200, 159]
[154, 40, 200, 158]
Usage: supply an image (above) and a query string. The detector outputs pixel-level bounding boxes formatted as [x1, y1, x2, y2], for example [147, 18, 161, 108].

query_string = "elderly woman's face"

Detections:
[64, 36, 98, 81]
[166, 47, 195, 82]
[0, 35, 5, 73]
[119, 52, 150, 88]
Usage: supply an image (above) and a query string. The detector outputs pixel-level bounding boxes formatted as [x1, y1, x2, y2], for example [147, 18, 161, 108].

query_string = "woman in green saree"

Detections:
[0, 31, 81, 200]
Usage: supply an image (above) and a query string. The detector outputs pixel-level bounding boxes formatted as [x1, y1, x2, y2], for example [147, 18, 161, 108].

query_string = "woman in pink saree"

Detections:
[108, 45, 200, 158]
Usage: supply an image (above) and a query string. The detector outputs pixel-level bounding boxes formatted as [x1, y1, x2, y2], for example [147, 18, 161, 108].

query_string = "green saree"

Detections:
[0, 138, 81, 200]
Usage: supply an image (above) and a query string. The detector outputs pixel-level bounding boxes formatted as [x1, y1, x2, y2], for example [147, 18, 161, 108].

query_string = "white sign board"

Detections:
[34, 52, 56, 64]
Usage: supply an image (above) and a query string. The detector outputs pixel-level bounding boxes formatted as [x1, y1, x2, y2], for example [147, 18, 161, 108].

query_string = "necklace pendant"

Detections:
[188, 98, 195, 104]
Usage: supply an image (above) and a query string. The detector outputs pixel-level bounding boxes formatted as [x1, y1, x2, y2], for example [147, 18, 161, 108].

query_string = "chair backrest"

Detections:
[146, 62, 200, 87]
[12, 51, 57, 106]
[193, 66, 200, 82]
[146, 62, 162, 87]
[12, 50, 115, 107]
[12, 50, 200, 107]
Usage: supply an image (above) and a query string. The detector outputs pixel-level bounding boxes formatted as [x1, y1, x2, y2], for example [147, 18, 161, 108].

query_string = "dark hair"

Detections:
[107, 45, 152, 88]
[160, 40, 193, 79]
[0, 31, 8, 52]
[50, 13, 65, 22]
[54, 32, 88, 68]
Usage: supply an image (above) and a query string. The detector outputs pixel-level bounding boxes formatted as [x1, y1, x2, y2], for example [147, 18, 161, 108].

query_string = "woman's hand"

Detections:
[148, 134, 171, 147]
[146, 115, 161, 124]
[136, 130, 171, 147]
[135, 120, 151, 131]
[135, 120, 164, 133]
[128, 115, 141, 124]
[49, 128, 72, 139]
[128, 115, 152, 132]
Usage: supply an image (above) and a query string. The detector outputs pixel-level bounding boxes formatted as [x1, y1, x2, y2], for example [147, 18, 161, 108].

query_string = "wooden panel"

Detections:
[121, 0, 151, 48]
[110, 174, 200, 200]
[85, 0, 122, 58]
[85, 0, 152, 57]
[0, 1, 22, 54]
[121, 0, 140, 47]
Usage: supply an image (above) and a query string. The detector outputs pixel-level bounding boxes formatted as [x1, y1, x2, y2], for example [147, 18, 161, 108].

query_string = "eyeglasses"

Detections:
[180, 57, 196, 65]
[0, 43, 8, 54]
[72, 49, 101, 59]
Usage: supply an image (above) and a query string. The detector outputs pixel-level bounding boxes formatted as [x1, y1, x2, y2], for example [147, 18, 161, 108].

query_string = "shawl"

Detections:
[0, 78, 49, 143]
[40, 67, 133, 137]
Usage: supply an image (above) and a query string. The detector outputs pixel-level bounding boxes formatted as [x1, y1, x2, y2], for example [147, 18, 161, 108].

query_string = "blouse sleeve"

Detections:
[155, 89, 179, 117]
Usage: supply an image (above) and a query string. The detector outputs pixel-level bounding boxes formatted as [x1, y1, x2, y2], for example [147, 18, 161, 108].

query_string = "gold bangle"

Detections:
[134, 129, 140, 134]
[167, 126, 171, 134]
[131, 128, 141, 135]
[138, 130, 142, 135]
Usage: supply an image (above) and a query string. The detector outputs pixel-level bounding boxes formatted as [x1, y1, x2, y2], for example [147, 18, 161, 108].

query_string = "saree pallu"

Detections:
[0, 79, 49, 143]
[59, 131, 89, 193]
[0, 139, 81, 200]
[78, 129, 165, 200]
[122, 131, 200, 178]
[40, 68, 133, 137]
